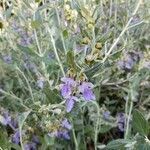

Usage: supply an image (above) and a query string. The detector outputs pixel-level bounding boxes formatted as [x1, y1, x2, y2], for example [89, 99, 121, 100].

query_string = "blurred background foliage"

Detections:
[0, 0, 150, 149]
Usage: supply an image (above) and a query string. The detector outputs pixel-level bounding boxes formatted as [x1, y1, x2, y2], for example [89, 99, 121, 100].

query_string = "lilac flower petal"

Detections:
[57, 130, 70, 140]
[37, 78, 44, 89]
[0, 112, 11, 126]
[9, 118, 18, 130]
[3, 55, 12, 64]
[61, 77, 76, 86]
[82, 88, 95, 101]
[118, 123, 124, 132]
[61, 118, 72, 130]
[103, 111, 110, 120]
[117, 113, 125, 132]
[66, 98, 75, 112]
[83, 82, 94, 89]
[61, 131, 70, 140]
[78, 82, 94, 92]
[24, 142, 36, 150]
[32, 135, 40, 145]
[60, 84, 72, 98]
[0, 115, 8, 125]
[79, 82, 95, 101]
[11, 130, 20, 144]
[124, 57, 134, 70]
[117, 113, 125, 123]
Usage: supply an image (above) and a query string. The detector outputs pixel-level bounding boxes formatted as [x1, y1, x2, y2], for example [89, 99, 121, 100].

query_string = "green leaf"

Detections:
[0, 126, 10, 149]
[18, 110, 31, 148]
[132, 109, 149, 136]
[106, 139, 131, 150]
[31, 20, 41, 29]
[66, 50, 77, 70]
[62, 30, 68, 39]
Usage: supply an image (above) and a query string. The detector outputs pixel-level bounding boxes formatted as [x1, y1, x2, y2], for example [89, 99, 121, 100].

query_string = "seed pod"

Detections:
[95, 42, 102, 49]
[82, 37, 90, 44]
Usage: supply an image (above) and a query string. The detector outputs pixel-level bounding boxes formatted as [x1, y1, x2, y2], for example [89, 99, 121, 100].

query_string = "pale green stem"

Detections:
[91, 27, 96, 57]
[125, 96, 129, 138]
[33, 12, 45, 57]
[125, 100, 133, 139]
[72, 127, 79, 150]
[114, 0, 118, 24]
[109, 0, 113, 18]
[81, 108, 86, 149]
[55, 7, 67, 54]
[47, 26, 65, 76]
[16, 67, 34, 102]
[34, 29, 43, 56]
[127, 21, 144, 30]
[19, 129, 24, 150]
[92, 101, 100, 150]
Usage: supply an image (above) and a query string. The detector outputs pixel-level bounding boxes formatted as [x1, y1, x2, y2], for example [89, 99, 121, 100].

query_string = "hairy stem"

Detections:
[47, 26, 65, 77]
[72, 126, 79, 150]
[16, 67, 34, 102]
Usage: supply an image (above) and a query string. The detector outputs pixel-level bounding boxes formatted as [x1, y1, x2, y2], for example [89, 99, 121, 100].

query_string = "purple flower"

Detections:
[32, 135, 40, 145]
[24, 142, 36, 150]
[61, 118, 72, 130]
[48, 130, 70, 140]
[11, 130, 20, 144]
[0, 111, 11, 126]
[57, 130, 70, 140]
[124, 56, 134, 70]
[61, 77, 76, 86]
[66, 96, 78, 112]
[117, 51, 143, 71]
[9, 118, 18, 130]
[117, 113, 125, 132]
[23, 62, 37, 73]
[60, 77, 76, 98]
[20, 34, 33, 47]
[78, 82, 95, 101]
[20, 37, 33, 47]
[103, 111, 110, 120]
[60, 78, 96, 112]
[48, 119, 72, 140]
[37, 78, 45, 89]
[117, 123, 125, 132]
[117, 57, 134, 71]
[2, 55, 12, 64]
[60, 84, 72, 98]
[18, 30, 34, 47]
[0, 111, 18, 130]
